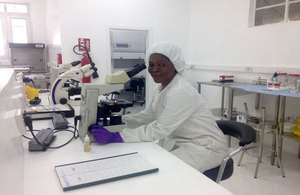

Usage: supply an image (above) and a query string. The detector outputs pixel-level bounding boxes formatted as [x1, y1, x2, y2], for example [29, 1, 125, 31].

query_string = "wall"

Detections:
[188, 0, 300, 67]
[187, 0, 300, 121]
[45, 0, 61, 65]
[0, 0, 47, 65]
[56, 0, 191, 100]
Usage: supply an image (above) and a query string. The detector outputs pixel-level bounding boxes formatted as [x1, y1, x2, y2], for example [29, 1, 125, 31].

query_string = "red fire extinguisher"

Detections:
[81, 53, 91, 83]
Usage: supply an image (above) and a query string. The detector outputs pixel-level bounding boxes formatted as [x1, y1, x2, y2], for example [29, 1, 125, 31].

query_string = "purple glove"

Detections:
[91, 125, 123, 144]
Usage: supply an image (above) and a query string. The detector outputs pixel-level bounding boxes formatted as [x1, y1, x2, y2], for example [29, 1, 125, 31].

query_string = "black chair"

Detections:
[203, 120, 256, 183]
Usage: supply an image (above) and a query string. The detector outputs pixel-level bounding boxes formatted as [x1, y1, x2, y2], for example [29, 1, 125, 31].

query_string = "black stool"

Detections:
[203, 120, 256, 183]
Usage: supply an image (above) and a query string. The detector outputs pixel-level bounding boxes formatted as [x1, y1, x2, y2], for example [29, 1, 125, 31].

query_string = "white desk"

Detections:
[22, 118, 233, 195]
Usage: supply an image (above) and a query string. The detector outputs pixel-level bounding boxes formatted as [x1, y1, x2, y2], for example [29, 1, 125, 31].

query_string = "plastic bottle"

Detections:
[84, 135, 91, 152]
[288, 74, 300, 89]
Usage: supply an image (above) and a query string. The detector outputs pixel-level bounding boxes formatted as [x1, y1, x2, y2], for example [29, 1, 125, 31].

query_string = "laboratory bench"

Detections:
[0, 67, 232, 195]
[197, 80, 300, 159]
[21, 104, 233, 195]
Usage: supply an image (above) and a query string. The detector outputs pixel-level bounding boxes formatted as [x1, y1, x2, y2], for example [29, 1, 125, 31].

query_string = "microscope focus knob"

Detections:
[59, 98, 68, 104]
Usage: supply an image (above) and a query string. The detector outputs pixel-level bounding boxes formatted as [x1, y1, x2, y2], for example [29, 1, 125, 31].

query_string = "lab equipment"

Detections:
[84, 135, 91, 152]
[236, 115, 246, 123]
[219, 75, 234, 82]
[50, 44, 98, 105]
[91, 125, 123, 143]
[77, 63, 146, 141]
[28, 128, 55, 151]
[253, 77, 267, 85]
[110, 29, 147, 69]
[52, 113, 68, 129]
[55, 152, 159, 191]
[49, 60, 81, 87]
[29, 97, 41, 106]
[288, 74, 300, 90]
[9, 43, 46, 73]
[23, 104, 74, 120]
[277, 73, 288, 87]
[50, 63, 98, 105]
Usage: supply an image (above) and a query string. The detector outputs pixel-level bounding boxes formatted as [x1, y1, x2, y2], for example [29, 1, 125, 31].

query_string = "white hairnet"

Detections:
[146, 41, 186, 74]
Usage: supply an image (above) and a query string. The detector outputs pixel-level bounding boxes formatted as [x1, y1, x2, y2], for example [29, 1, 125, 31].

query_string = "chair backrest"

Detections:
[216, 120, 256, 147]
[203, 120, 256, 183]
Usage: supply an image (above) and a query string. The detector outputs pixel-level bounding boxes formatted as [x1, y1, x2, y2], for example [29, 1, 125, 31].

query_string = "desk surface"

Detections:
[234, 84, 300, 98]
[22, 117, 232, 195]
[197, 81, 300, 98]
[197, 81, 246, 89]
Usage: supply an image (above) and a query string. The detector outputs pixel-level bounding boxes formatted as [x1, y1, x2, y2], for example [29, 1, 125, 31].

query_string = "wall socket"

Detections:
[245, 67, 253, 72]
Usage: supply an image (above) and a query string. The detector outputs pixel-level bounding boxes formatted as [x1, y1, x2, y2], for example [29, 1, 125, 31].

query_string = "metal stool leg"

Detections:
[237, 148, 245, 166]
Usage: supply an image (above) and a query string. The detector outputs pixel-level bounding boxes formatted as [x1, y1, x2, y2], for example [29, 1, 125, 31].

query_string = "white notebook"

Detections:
[55, 152, 159, 191]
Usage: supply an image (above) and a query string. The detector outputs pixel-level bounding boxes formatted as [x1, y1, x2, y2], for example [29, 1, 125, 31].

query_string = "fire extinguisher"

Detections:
[81, 53, 91, 83]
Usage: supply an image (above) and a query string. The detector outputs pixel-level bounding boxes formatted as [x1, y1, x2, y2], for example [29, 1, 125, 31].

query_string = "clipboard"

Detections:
[55, 152, 159, 191]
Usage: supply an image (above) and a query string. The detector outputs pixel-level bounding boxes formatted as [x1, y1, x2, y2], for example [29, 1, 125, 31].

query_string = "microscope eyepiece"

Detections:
[126, 63, 146, 78]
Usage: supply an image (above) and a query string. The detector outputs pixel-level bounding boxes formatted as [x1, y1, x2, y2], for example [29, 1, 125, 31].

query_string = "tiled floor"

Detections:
[220, 133, 300, 195]
[126, 103, 300, 194]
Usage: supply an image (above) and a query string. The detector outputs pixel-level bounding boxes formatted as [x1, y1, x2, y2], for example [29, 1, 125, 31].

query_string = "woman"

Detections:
[92, 41, 228, 172]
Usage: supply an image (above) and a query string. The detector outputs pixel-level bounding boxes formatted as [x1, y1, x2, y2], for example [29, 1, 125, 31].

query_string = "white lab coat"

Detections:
[120, 74, 228, 172]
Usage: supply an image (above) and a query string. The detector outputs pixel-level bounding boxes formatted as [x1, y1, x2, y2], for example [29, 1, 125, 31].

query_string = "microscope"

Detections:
[49, 60, 81, 88]
[77, 63, 146, 141]
[50, 45, 99, 106]
[50, 63, 98, 105]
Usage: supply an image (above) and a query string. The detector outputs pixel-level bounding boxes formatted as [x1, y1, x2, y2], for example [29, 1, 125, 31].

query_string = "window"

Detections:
[249, 0, 300, 26]
[0, 3, 30, 59]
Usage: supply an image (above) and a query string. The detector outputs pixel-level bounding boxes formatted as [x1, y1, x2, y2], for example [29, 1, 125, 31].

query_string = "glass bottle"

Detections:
[84, 135, 91, 152]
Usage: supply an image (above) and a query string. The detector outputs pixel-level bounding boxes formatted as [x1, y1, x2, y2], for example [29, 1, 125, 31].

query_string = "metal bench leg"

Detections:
[254, 108, 266, 178]
[274, 128, 285, 177]
[254, 129, 264, 178]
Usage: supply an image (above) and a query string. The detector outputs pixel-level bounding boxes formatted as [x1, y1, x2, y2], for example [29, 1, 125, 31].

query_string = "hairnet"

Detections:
[146, 41, 186, 74]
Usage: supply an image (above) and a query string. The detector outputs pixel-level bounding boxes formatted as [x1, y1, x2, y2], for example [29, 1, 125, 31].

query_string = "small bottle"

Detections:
[84, 135, 91, 152]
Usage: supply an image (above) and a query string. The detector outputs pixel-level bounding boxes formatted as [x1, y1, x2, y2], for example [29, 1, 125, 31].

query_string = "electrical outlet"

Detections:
[245, 67, 253, 72]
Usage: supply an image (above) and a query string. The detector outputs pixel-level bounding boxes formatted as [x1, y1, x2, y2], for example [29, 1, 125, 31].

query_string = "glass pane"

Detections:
[0, 19, 4, 56]
[256, 0, 285, 8]
[289, 2, 300, 21]
[11, 19, 28, 43]
[7, 3, 28, 13]
[255, 5, 285, 26]
[0, 3, 4, 12]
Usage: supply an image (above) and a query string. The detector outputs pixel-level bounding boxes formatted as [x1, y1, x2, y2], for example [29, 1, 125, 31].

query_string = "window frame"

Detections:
[0, 16, 8, 59]
[249, 0, 300, 27]
[0, 3, 31, 60]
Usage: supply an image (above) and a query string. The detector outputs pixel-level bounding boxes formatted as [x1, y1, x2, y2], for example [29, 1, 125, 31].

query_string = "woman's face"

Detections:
[148, 53, 177, 89]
